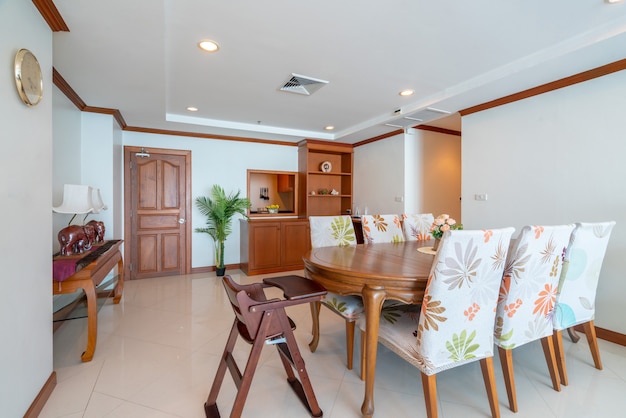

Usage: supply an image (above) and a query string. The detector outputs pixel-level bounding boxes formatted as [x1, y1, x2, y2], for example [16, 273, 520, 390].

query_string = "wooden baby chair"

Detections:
[204, 275, 326, 418]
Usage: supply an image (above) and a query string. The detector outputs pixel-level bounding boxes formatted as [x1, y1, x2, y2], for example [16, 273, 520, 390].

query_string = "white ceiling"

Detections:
[52, 0, 626, 144]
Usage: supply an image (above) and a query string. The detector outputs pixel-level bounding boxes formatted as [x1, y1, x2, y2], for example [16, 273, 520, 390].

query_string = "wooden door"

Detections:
[124, 146, 191, 279]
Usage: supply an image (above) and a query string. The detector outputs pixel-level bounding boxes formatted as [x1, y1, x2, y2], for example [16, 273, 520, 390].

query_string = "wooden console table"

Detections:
[52, 240, 124, 362]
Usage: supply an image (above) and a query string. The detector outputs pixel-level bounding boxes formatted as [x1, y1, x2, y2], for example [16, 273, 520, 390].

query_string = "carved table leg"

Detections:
[361, 285, 386, 418]
[81, 280, 98, 362]
[309, 300, 321, 352]
[113, 256, 124, 304]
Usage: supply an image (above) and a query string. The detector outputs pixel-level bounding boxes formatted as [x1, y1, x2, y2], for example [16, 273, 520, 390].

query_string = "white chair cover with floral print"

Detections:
[402, 213, 434, 241]
[552, 221, 615, 385]
[361, 214, 405, 243]
[365, 228, 514, 418]
[308, 215, 364, 370]
[494, 224, 574, 412]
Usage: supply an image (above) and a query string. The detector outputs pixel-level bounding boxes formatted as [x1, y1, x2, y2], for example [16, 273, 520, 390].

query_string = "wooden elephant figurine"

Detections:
[86, 220, 105, 243]
[58, 225, 93, 256]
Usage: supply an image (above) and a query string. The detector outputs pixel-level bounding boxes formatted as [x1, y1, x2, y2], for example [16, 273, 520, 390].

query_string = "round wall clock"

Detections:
[14, 48, 43, 106]
[320, 161, 332, 173]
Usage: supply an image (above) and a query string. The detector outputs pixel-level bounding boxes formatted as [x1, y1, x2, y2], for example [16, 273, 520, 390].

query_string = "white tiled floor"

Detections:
[42, 270, 626, 417]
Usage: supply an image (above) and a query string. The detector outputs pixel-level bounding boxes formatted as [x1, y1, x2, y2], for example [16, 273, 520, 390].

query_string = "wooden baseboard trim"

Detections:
[25, 371, 56, 418]
[190, 263, 241, 275]
[595, 326, 626, 347]
[573, 324, 626, 347]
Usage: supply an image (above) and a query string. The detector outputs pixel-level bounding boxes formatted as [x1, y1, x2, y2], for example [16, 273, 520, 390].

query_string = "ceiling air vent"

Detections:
[280, 73, 329, 96]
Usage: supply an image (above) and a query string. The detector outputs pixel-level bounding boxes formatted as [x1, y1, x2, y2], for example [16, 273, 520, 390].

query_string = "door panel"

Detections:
[124, 146, 191, 279]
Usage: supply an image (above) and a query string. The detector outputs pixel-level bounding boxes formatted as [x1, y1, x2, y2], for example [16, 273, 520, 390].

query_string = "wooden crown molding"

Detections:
[33, 0, 69, 32]
[460, 57, 626, 116]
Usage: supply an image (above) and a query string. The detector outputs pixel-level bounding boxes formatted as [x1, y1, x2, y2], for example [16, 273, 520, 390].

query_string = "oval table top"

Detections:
[303, 240, 435, 304]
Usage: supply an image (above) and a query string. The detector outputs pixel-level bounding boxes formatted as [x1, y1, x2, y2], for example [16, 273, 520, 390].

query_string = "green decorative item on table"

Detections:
[195, 185, 251, 276]
[430, 214, 463, 250]
[266, 204, 279, 214]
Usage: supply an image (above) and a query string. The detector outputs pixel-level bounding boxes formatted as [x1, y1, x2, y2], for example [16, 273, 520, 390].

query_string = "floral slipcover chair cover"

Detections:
[308, 215, 363, 370]
[552, 221, 615, 385]
[361, 214, 405, 243]
[494, 224, 574, 412]
[362, 228, 514, 418]
[402, 213, 434, 241]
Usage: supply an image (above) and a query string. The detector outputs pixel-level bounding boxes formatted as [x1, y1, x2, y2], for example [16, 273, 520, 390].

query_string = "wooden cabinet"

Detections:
[240, 218, 311, 275]
[298, 140, 353, 217]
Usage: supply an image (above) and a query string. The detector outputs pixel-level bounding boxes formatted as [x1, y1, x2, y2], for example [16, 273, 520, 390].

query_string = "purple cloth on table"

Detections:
[53, 258, 80, 282]
[52, 240, 120, 282]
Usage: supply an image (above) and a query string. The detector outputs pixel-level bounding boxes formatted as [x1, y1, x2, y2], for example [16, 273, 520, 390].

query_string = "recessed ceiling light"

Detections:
[399, 89, 414, 97]
[198, 40, 220, 52]
[606, 0, 623, 3]
[324, 125, 335, 131]
[186, 107, 198, 112]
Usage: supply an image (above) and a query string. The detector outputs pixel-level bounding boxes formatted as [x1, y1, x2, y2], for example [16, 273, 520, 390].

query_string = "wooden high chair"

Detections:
[204, 275, 326, 418]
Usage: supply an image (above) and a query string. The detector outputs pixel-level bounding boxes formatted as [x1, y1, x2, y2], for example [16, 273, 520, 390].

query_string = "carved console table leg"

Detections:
[81, 280, 98, 362]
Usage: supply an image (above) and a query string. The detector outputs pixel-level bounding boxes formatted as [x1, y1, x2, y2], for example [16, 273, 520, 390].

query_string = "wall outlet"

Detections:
[474, 193, 488, 201]
[395, 196, 404, 202]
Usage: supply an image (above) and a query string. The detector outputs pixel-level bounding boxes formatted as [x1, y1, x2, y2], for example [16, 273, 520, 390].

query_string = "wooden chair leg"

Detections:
[582, 320, 603, 370]
[497, 346, 517, 412]
[567, 326, 581, 343]
[346, 320, 355, 370]
[421, 372, 438, 418]
[360, 329, 366, 381]
[309, 301, 321, 352]
[275, 309, 323, 417]
[205, 321, 241, 417]
[480, 357, 501, 418]
[540, 336, 561, 392]
[552, 330, 568, 386]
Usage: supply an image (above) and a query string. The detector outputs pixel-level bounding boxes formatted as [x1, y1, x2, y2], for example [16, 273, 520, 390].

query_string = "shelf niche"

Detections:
[298, 140, 353, 217]
[247, 169, 298, 217]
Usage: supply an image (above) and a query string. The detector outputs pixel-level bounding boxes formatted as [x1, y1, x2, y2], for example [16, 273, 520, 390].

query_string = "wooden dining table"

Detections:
[303, 240, 435, 417]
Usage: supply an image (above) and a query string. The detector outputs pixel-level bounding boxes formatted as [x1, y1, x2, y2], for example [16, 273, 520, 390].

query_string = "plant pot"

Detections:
[216, 267, 226, 276]
[268, 208, 278, 214]
[432, 238, 441, 251]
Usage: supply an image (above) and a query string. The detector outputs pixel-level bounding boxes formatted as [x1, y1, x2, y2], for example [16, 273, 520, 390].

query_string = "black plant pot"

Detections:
[216, 267, 226, 277]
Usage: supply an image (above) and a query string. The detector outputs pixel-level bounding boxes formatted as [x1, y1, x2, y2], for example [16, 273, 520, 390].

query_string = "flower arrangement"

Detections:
[266, 204, 279, 213]
[430, 214, 462, 239]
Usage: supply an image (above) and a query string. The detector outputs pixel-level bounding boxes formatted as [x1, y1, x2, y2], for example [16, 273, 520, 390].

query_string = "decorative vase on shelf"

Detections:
[432, 238, 441, 251]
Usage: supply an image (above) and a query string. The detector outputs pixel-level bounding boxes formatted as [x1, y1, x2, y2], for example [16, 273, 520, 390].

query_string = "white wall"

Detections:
[354, 130, 461, 220]
[122, 131, 298, 268]
[354, 134, 405, 215]
[462, 69, 626, 333]
[52, 87, 83, 251]
[0, 1, 53, 416]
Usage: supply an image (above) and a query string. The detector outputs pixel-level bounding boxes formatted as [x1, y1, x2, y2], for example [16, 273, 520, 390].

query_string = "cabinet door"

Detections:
[281, 221, 311, 268]
[249, 222, 281, 270]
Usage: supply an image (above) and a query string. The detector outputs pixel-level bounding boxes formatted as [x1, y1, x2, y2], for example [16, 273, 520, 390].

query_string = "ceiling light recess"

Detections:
[399, 89, 414, 96]
[280, 73, 329, 96]
[198, 39, 220, 52]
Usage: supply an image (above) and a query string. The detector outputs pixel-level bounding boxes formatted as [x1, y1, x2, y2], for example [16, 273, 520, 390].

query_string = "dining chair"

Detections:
[402, 213, 434, 241]
[552, 221, 615, 386]
[361, 214, 405, 243]
[205, 275, 326, 418]
[494, 224, 574, 413]
[359, 227, 515, 418]
[308, 215, 364, 370]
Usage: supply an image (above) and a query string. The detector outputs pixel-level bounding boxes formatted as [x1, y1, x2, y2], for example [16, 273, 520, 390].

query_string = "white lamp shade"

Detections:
[52, 184, 108, 214]
[90, 188, 108, 214]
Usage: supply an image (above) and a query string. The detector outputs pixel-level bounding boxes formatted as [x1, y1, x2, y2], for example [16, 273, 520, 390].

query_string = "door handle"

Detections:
[179, 218, 186, 224]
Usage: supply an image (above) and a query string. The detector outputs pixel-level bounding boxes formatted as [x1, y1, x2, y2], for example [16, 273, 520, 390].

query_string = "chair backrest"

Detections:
[309, 215, 357, 248]
[553, 221, 615, 330]
[361, 214, 404, 244]
[222, 275, 272, 342]
[417, 227, 514, 375]
[494, 224, 574, 349]
[402, 213, 434, 241]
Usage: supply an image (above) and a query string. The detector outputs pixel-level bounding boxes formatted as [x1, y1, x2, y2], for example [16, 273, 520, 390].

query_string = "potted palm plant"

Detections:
[195, 185, 251, 276]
